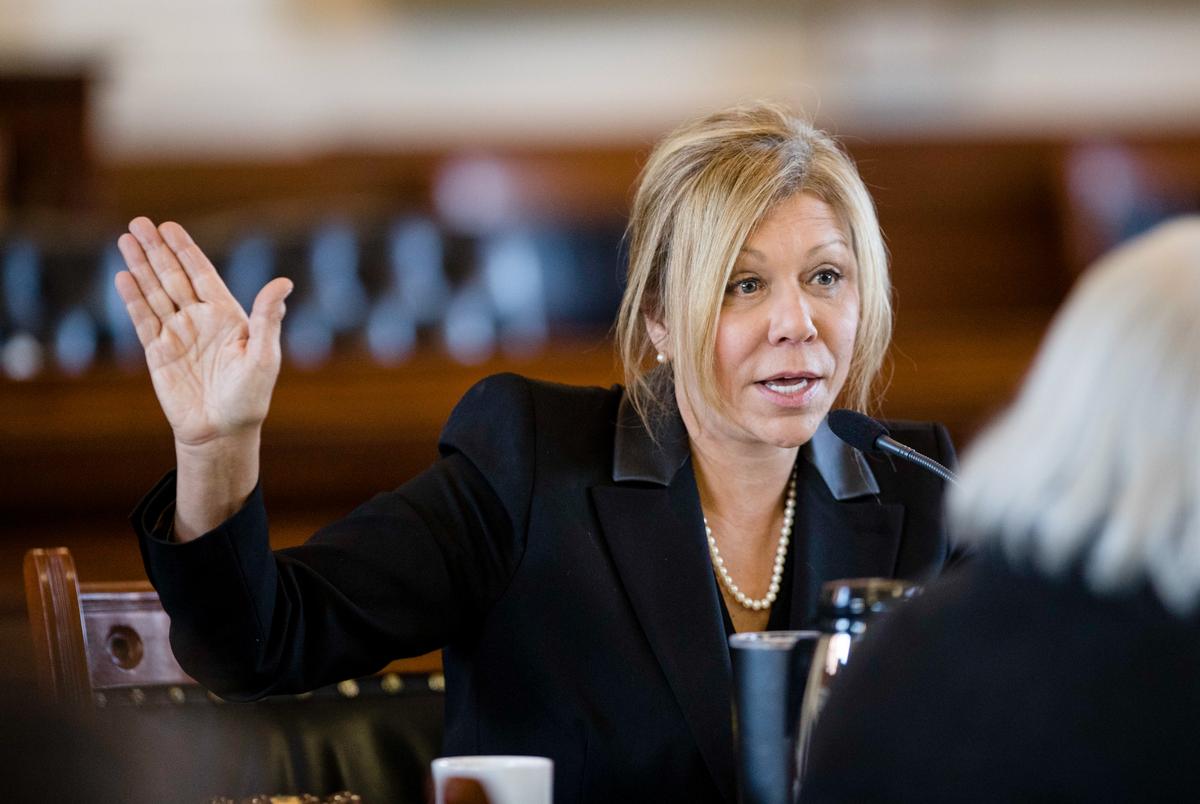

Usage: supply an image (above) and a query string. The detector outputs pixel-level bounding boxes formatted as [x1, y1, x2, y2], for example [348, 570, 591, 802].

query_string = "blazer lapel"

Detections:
[787, 459, 906, 626]
[594, 387, 901, 799]
[590, 460, 735, 803]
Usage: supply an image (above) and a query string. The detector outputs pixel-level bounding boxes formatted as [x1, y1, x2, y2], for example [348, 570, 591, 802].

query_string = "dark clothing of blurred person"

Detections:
[801, 552, 1200, 803]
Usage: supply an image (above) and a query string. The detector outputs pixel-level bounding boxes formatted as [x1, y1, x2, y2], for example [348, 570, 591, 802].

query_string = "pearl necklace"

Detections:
[704, 466, 797, 611]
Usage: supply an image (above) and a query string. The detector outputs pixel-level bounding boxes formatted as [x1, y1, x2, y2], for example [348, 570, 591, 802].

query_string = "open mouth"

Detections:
[763, 378, 810, 395]
[758, 375, 820, 395]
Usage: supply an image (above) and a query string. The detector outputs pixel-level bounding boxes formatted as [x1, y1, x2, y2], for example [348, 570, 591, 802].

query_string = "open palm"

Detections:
[115, 217, 293, 447]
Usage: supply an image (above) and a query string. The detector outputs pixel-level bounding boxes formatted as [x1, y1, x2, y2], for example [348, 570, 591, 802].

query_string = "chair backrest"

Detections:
[24, 546, 447, 802]
[24, 546, 192, 704]
[24, 546, 443, 704]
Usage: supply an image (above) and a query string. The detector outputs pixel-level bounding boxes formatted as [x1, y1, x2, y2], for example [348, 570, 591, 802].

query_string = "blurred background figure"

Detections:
[801, 217, 1200, 803]
[225, 234, 276, 316]
[100, 242, 145, 366]
[1, 238, 45, 379]
[479, 231, 548, 359]
[366, 218, 446, 365]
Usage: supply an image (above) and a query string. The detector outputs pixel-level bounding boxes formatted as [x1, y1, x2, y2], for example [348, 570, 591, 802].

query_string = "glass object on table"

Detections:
[729, 630, 820, 804]
[795, 578, 920, 783]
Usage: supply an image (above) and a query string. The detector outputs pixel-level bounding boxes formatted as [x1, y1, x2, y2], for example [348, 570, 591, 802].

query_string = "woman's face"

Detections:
[689, 192, 860, 452]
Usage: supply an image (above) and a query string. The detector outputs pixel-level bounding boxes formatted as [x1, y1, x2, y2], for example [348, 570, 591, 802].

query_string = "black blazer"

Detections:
[135, 373, 958, 804]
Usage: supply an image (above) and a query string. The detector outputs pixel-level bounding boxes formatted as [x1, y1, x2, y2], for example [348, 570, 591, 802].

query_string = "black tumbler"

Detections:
[729, 631, 820, 804]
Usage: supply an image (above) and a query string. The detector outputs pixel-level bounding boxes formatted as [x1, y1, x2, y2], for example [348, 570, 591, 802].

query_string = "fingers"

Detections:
[158, 221, 237, 305]
[247, 277, 294, 365]
[117, 230, 176, 321]
[127, 217, 201, 311]
[113, 270, 162, 348]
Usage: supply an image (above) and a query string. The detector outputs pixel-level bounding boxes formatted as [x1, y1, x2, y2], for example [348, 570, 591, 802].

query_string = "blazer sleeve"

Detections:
[133, 373, 537, 699]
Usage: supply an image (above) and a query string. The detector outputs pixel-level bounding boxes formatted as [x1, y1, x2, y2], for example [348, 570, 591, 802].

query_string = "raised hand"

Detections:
[114, 217, 293, 448]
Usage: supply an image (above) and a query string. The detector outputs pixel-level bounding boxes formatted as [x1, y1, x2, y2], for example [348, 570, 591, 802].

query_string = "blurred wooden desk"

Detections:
[0, 340, 620, 521]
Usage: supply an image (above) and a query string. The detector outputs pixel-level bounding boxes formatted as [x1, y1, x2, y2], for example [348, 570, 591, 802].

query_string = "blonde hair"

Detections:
[614, 101, 892, 432]
[949, 216, 1200, 614]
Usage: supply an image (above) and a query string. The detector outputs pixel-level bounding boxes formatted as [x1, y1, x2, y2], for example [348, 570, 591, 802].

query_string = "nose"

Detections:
[767, 287, 818, 345]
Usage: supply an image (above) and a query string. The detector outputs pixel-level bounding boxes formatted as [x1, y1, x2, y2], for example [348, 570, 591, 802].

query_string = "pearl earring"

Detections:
[656, 352, 667, 364]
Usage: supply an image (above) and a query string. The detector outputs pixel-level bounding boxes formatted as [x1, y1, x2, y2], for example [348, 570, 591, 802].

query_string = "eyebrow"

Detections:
[739, 237, 850, 260]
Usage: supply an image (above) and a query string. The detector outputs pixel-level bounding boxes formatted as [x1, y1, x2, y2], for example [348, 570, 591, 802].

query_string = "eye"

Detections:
[811, 267, 842, 287]
[727, 277, 763, 296]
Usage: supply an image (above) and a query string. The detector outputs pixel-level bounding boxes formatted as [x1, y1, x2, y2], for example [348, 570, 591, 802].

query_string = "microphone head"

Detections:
[827, 409, 890, 453]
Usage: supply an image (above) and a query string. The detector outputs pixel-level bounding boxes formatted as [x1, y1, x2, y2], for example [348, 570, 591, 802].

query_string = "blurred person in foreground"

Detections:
[114, 102, 959, 804]
[801, 217, 1200, 803]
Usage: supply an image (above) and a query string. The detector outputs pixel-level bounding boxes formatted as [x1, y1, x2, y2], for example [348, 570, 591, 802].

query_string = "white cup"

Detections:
[432, 755, 553, 804]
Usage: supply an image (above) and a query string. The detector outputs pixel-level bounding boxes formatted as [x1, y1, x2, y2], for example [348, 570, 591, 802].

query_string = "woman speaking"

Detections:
[115, 102, 958, 803]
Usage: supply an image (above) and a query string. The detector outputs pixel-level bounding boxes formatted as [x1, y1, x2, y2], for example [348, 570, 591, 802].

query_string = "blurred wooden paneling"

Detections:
[100, 147, 644, 228]
[98, 139, 1074, 317]
[0, 340, 621, 524]
[853, 140, 1069, 312]
[0, 69, 94, 213]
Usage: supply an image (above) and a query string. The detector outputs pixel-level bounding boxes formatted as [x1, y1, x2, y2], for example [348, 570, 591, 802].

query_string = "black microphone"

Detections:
[827, 409, 957, 485]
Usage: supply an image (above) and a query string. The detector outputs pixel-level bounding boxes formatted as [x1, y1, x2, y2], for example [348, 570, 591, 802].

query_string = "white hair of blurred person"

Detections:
[949, 216, 1200, 614]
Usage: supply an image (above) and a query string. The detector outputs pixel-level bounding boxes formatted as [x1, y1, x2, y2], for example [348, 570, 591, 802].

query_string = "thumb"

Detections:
[248, 277, 293, 364]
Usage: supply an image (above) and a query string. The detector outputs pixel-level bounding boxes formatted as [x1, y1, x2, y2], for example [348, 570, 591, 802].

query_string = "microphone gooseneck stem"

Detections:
[877, 436, 958, 485]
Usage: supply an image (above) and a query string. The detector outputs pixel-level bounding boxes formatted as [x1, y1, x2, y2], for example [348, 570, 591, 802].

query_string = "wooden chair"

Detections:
[23, 546, 446, 802]
[24, 546, 189, 704]
[23, 546, 442, 705]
